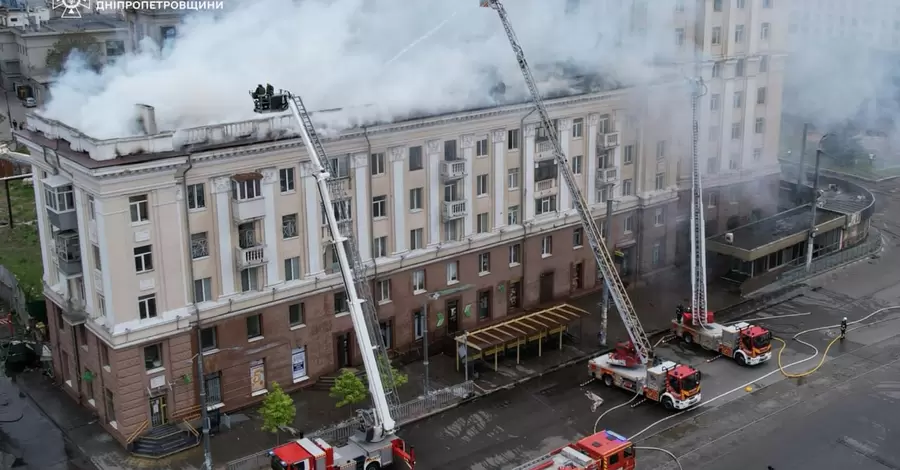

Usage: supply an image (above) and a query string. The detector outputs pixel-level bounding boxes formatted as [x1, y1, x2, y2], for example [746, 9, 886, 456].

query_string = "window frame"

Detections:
[279, 167, 295, 193]
[138, 294, 157, 320]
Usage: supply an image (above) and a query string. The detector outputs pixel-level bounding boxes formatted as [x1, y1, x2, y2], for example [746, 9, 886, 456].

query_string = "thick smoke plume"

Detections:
[40, 0, 687, 140]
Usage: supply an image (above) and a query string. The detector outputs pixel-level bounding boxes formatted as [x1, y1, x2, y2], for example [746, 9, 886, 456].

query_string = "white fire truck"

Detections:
[672, 308, 773, 366]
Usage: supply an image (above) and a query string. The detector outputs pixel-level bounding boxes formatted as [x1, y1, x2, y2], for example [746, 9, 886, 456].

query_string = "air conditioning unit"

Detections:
[724, 232, 734, 244]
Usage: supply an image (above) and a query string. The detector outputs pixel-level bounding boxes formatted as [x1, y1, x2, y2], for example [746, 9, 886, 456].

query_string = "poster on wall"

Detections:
[249, 359, 265, 394]
[292, 347, 307, 381]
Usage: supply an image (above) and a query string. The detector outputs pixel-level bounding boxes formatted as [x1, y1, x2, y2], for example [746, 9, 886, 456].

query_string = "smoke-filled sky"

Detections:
[40, 0, 687, 140]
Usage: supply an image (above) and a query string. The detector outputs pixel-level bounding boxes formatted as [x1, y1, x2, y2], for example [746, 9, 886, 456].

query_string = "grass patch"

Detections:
[0, 181, 41, 300]
[0, 180, 37, 225]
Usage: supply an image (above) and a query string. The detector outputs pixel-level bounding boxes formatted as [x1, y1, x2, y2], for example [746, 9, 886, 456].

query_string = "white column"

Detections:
[720, 70, 736, 148]
[491, 129, 506, 228]
[213, 177, 236, 295]
[741, 74, 758, 169]
[698, 63, 712, 176]
[426, 140, 441, 246]
[32, 179, 51, 283]
[747, 0, 759, 56]
[390, 147, 407, 254]
[587, 114, 599, 206]
[74, 188, 94, 313]
[461, 134, 475, 236]
[261, 169, 280, 286]
[523, 124, 536, 220]
[93, 198, 114, 325]
[611, 112, 623, 197]
[175, 184, 190, 306]
[352, 154, 372, 261]
[557, 118, 571, 212]
[301, 164, 323, 274]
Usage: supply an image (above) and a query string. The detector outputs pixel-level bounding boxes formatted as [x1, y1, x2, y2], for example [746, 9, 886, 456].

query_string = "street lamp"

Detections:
[421, 284, 473, 394]
[805, 133, 832, 271]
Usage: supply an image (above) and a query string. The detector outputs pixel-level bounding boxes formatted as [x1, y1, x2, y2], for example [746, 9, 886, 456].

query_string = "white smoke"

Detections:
[40, 0, 689, 140]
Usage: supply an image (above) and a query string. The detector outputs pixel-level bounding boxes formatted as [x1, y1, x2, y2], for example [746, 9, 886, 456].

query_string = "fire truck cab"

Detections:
[511, 430, 636, 470]
[269, 436, 414, 470]
[672, 309, 772, 366]
[589, 353, 702, 411]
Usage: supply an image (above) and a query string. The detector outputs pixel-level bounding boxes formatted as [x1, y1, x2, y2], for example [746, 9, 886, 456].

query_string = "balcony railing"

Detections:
[235, 245, 267, 268]
[440, 160, 466, 180]
[441, 200, 468, 220]
[597, 132, 620, 149]
[231, 196, 265, 222]
[191, 236, 209, 259]
[534, 178, 557, 197]
[596, 167, 618, 185]
[55, 232, 82, 276]
[534, 140, 556, 161]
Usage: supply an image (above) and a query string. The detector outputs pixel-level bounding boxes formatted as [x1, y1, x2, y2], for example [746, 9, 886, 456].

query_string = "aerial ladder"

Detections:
[250, 88, 415, 469]
[480, 0, 702, 410]
[669, 81, 773, 366]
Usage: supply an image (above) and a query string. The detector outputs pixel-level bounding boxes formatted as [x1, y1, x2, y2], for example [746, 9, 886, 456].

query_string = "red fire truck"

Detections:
[269, 436, 414, 470]
[510, 429, 636, 470]
[672, 308, 773, 366]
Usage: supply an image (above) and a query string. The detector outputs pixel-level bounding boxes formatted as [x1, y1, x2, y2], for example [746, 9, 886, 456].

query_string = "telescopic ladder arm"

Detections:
[688, 78, 710, 327]
[481, 0, 652, 365]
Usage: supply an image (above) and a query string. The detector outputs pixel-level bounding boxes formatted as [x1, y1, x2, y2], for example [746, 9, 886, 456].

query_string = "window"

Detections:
[444, 140, 457, 160]
[759, 55, 769, 72]
[541, 236, 553, 256]
[104, 389, 115, 422]
[478, 252, 491, 274]
[334, 290, 348, 313]
[656, 140, 666, 159]
[372, 195, 387, 218]
[708, 191, 720, 207]
[377, 280, 391, 303]
[97, 294, 105, 317]
[507, 129, 519, 150]
[507, 168, 520, 189]
[410, 228, 424, 250]
[675, 0, 684, 12]
[476, 213, 489, 233]
[763, 0, 772, 8]
[477, 290, 491, 320]
[412, 270, 426, 292]
[329, 155, 351, 178]
[413, 310, 425, 340]
[187, 183, 205, 209]
[713, 0, 722, 11]
[536, 196, 557, 215]
[133, 245, 153, 273]
[92, 245, 102, 270]
[443, 220, 462, 242]
[409, 188, 423, 211]
[710, 94, 720, 111]
[240, 267, 259, 292]
[571, 155, 583, 174]
[712, 61, 722, 77]
[623, 145, 634, 164]
[675, 28, 685, 45]
[707, 157, 720, 174]
[373, 236, 388, 258]
[624, 214, 634, 233]
[655, 208, 666, 226]
[733, 91, 743, 109]
[446, 261, 459, 283]
[232, 179, 261, 200]
[87, 195, 95, 220]
[282, 214, 298, 239]
[279, 168, 295, 193]
[753, 148, 762, 161]
[757, 87, 767, 105]
[78, 324, 88, 347]
[572, 118, 583, 138]
[728, 187, 738, 204]
[284, 257, 301, 281]
[736, 0, 745, 8]
[596, 185, 609, 204]
[105, 39, 125, 57]
[380, 320, 393, 349]
[734, 24, 745, 43]
[573, 228, 583, 247]
[370, 152, 385, 175]
[138, 294, 157, 320]
[655, 172, 665, 190]
[289, 303, 304, 327]
[509, 244, 521, 265]
[409, 146, 423, 171]
[129, 195, 149, 223]
[736, 59, 745, 77]
[622, 179, 633, 196]
[732, 123, 742, 139]
[507, 205, 519, 225]
[711, 27, 722, 45]
[194, 277, 212, 302]
[143, 344, 162, 370]
[730, 154, 741, 170]
[246, 314, 262, 339]
[755, 118, 766, 134]
[652, 242, 662, 267]
[200, 327, 217, 351]
[760, 22, 770, 40]
[476, 174, 489, 196]
[191, 232, 209, 259]
[476, 137, 489, 157]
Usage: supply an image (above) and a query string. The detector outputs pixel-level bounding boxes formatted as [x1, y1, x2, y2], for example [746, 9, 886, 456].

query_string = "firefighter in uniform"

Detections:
[840, 317, 848, 340]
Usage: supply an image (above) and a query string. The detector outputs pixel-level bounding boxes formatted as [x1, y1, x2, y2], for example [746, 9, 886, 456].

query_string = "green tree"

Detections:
[378, 356, 408, 389]
[45, 34, 102, 73]
[259, 382, 296, 444]
[821, 125, 868, 167]
[329, 369, 368, 413]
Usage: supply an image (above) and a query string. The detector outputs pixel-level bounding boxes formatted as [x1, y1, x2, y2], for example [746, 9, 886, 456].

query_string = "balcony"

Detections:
[597, 132, 620, 150]
[596, 167, 618, 186]
[235, 245, 267, 268]
[441, 200, 468, 220]
[231, 197, 265, 223]
[534, 178, 557, 198]
[55, 231, 82, 277]
[43, 177, 78, 231]
[327, 178, 353, 199]
[440, 160, 466, 180]
[534, 140, 556, 162]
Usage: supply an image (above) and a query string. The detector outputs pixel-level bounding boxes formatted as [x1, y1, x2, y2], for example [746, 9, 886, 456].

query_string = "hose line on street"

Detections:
[772, 335, 839, 378]
[593, 387, 642, 433]
[636, 446, 683, 470]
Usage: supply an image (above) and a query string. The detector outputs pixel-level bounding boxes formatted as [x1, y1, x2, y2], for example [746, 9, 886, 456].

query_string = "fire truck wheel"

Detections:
[735, 352, 747, 366]
[662, 397, 675, 411]
[365, 463, 381, 470]
[682, 333, 694, 345]
[602, 374, 614, 387]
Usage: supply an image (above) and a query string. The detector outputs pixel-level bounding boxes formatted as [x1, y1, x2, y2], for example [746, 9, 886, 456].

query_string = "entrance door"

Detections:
[446, 299, 460, 334]
[336, 333, 352, 368]
[540, 271, 555, 304]
[149, 395, 167, 427]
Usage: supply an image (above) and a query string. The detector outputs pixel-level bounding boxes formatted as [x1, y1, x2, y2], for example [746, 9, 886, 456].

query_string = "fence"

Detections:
[0, 264, 28, 324]
[225, 381, 475, 470]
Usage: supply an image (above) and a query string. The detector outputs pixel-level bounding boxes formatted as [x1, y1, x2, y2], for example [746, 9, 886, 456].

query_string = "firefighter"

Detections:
[840, 317, 848, 340]
[675, 304, 684, 324]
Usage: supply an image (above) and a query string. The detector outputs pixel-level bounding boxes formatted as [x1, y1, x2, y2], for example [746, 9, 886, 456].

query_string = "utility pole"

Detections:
[796, 123, 810, 192]
[599, 197, 614, 346]
[805, 147, 823, 271]
[4, 179, 13, 229]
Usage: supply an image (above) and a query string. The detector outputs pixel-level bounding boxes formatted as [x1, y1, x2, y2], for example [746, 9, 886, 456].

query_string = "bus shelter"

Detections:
[454, 303, 589, 372]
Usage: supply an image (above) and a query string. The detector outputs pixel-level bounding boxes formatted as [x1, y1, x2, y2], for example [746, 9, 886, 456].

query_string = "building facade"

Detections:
[14, 0, 786, 448]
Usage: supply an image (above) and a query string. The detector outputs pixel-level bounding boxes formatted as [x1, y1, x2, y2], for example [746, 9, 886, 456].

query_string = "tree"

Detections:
[45, 33, 102, 73]
[330, 369, 368, 414]
[259, 382, 296, 444]
[821, 124, 868, 167]
[378, 356, 409, 389]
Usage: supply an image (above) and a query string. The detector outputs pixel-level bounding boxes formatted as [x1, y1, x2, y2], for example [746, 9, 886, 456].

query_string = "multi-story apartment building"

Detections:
[12, 0, 786, 448]
[788, 0, 900, 50]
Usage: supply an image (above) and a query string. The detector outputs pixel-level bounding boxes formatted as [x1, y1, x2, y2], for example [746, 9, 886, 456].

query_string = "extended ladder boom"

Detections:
[688, 79, 709, 326]
[481, 0, 652, 365]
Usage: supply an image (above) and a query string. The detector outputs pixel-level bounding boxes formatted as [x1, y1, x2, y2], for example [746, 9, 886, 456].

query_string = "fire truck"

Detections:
[672, 307, 773, 366]
[479, 0, 703, 412]
[510, 430, 636, 470]
[252, 89, 415, 470]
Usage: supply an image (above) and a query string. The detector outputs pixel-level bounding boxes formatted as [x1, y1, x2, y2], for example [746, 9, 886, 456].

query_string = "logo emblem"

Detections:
[53, 0, 90, 19]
